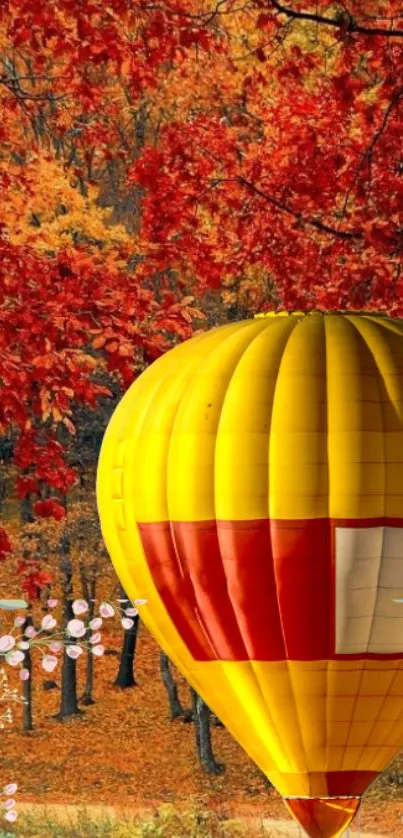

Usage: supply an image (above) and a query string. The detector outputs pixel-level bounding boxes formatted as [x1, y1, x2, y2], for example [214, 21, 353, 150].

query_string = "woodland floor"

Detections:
[1, 491, 402, 837]
[1, 620, 403, 837]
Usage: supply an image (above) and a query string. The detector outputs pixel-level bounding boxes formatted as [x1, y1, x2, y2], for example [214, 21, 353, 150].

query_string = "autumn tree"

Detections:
[0, 0, 210, 584]
[128, 1, 403, 314]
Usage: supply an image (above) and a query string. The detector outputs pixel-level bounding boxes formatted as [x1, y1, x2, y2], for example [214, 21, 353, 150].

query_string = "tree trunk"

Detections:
[160, 652, 191, 721]
[190, 688, 224, 775]
[81, 642, 94, 705]
[20, 469, 34, 523]
[258, 769, 273, 790]
[388, 770, 403, 785]
[21, 614, 34, 731]
[114, 584, 139, 688]
[40, 481, 52, 500]
[0, 464, 6, 516]
[79, 561, 96, 706]
[55, 532, 83, 721]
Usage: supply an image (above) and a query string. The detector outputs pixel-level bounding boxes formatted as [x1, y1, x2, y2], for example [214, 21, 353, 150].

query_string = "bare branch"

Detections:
[339, 85, 403, 222]
[236, 176, 362, 239]
[268, 0, 403, 38]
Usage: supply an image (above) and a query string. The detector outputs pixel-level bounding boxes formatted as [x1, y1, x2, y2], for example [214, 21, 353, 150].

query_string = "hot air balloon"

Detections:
[96, 310, 403, 838]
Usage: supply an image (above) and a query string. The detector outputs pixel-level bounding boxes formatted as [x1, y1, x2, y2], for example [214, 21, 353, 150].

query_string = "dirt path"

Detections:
[16, 802, 390, 837]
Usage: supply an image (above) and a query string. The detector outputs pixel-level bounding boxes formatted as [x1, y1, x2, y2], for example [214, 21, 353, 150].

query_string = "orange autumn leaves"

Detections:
[0, 2, 212, 560]
[1, 1, 403, 564]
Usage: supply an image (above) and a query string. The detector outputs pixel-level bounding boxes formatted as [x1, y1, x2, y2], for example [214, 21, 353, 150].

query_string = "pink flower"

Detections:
[66, 645, 83, 660]
[3, 784, 17, 795]
[17, 641, 30, 650]
[19, 668, 30, 681]
[72, 599, 89, 616]
[91, 644, 104, 657]
[0, 635, 15, 653]
[89, 617, 102, 630]
[125, 607, 138, 617]
[13, 616, 26, 627]
[47, 598, 58, 608]
[89, 632, 101, 645]
[41, 615, 57, 631]
[3, 798, 16, 809]
[121, 617, 134, 630]
[24, 625, 37, 638]
[42, 655, 58, 673]
[66, 619, 86, 638]
[99, 602, 115, 619]
[4, 809, 17, 822]
[6, 650, 25, 667]
[50, 641, 62, 653]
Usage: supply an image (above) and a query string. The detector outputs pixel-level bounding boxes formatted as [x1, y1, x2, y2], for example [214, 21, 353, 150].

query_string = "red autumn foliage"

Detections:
[1, 1, 402, 573]
[123, 3, 403, 313]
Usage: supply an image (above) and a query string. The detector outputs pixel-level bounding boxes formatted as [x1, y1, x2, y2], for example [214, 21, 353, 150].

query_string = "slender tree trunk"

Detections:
[258, 769, 273, 790]
[186, 686, 224, 727]
[114, 584, 139, 688]
[20, 469, 34, 523]
[210, 711, 224, 727]
[82, 640, 94, 704]
[55, 533, 83, 720]
[21, 613, 34, 731]
[40, 481, 52, 499]
[0, 463, 6, 516]
[190, 688, 225, 775]
[388, 769, 403, 785]
[160, 652, 191, 721]
[79, 561, 96, 705]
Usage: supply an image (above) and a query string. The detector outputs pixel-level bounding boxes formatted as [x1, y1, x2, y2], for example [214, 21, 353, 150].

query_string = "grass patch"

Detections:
[2, 805, 269, 838]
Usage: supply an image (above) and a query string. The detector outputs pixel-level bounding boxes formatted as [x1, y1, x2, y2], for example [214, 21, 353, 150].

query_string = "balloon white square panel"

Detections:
[335, 526, 403, 654]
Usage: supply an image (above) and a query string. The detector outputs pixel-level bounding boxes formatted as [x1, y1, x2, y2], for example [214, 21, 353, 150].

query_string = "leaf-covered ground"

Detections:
[1, 619, 403, 837]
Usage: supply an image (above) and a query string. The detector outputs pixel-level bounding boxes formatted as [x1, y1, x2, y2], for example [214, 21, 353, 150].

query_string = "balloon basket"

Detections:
[284, 795, 361, 838]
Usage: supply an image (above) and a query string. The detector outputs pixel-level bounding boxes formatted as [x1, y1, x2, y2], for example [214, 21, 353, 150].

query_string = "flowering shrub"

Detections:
[0, 594, 147, 823]
[0, 596, 148, 680]
[1, 599, 105, 679]
[0, 786, 17, 824]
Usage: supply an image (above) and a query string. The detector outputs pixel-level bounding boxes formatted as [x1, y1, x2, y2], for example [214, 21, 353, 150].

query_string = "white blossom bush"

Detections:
[0, 785, 17, 824]
[0, 596, 148, 681]
[0, 593, 148, 823]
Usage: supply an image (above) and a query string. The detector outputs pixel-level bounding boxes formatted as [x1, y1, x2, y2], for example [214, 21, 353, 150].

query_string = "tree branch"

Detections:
[268, 0, 403, 38]
[0, 77, 65, 101]
[339, 85, 403, 222]
[236, 176, 362, 239]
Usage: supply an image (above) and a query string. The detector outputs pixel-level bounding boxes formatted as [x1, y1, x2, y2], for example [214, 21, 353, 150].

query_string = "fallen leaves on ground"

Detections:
[1, 621, 403, 837]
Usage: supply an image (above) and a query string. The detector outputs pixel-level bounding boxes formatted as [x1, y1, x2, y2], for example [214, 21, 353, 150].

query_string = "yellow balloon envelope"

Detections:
[97, 311, 403, 838]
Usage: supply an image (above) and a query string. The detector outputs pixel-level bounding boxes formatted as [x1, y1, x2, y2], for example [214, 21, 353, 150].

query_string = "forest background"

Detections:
[1, 0, 403, 835]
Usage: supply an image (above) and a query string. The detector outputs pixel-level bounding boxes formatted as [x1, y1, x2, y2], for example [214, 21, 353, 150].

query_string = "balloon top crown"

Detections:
[254, 309, 388, 319]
